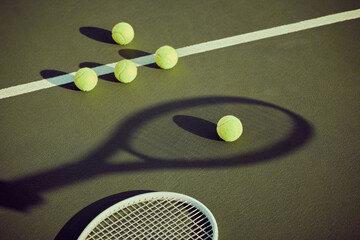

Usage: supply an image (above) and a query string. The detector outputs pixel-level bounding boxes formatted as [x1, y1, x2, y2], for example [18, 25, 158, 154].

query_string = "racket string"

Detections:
[125, 199, 186, 238]
[143, 200, 205, 239]
[147, 199, 212, 239]
[119, 200, 195, 239]
[85, 197, 214, 240]
[88, 200, 157, 239]
[87, 201, 154, 239]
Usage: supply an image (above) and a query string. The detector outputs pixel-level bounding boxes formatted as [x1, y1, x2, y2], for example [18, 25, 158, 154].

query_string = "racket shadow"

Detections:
[54, 190, 153, 240]
[0, 96, 314, 212]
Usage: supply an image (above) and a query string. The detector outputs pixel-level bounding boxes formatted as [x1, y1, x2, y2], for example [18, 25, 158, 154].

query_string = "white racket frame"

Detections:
[77, 191, 219, 240]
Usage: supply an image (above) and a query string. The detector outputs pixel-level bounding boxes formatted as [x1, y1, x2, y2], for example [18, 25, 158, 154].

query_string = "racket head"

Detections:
[77, 191, 218, 240]
[111, 96, 312, 167]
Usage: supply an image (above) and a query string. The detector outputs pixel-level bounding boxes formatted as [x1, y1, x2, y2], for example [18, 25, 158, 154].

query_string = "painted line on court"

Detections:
[1, 9, 359, 100]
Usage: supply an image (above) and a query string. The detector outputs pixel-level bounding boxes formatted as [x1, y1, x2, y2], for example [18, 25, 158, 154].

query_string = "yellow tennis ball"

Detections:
[114, 59, 137, 83]
[112, 22, 134, 45]
[155, 45, 178, 69]
[216, 115, 243, 142]
[74, 67, 98, 91]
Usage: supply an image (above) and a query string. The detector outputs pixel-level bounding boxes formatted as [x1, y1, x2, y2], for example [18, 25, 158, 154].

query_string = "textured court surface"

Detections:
[0, 1, 360, 239]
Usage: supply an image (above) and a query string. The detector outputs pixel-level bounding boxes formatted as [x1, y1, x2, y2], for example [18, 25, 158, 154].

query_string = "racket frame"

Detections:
[77, 191, 218, 240]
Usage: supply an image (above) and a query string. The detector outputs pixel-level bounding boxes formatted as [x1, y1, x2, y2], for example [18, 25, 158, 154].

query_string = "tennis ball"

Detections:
[216, 115, 243, 142]
[155, 45, 178, 69]
[112, 22, 134, 45]
[114, 59, 137, 83]
[74, 67, 98, 91]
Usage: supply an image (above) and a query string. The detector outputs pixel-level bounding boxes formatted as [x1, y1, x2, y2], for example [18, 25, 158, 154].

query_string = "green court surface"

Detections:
[0, 1, 360, 239]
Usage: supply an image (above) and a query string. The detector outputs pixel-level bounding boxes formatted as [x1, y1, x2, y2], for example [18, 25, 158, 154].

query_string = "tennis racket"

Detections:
[77, 192, 218, 240]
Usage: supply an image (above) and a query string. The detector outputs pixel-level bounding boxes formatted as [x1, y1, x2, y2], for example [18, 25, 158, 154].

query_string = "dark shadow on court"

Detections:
[0, 96, 314, 212]
[118, 49, 160, 69]
[119, 49, 150, 59]
[79, 62, 103, 69]
[173, 115, 220, 141]
[79, 62, 118, 83]
[79, 27, 116, 44]
[55, 190, 153, 240]
[40, 70, 78, 91]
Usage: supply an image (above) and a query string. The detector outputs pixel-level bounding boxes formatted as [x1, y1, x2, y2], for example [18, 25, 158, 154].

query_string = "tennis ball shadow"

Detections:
[79, 62, 103, 69]
[79, 62, 118, 83]
[173, 115, 221, 141]
[79, 26, 116, 44]
[40, 70, 78, 91]
[54, 190, 153, 240]
[118, 49, 160, 69]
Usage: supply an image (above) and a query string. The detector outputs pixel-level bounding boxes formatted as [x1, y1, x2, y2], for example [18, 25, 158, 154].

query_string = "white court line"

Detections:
[1, 9, 359, 100]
